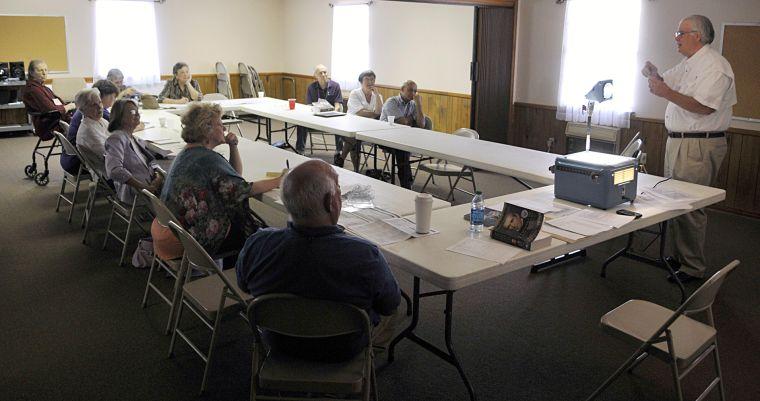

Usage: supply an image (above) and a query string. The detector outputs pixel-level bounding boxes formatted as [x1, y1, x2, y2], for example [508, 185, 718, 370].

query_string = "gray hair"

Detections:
[685, 15, 715, 45]
[74, 88, 101, 109]
[106, 68, 123, 80]
[401, 80, 417, 91]
[281, 162, 337, 222]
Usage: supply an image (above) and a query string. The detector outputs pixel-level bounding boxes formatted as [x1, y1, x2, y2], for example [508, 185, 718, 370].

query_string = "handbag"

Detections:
[132, 237, 154, 268]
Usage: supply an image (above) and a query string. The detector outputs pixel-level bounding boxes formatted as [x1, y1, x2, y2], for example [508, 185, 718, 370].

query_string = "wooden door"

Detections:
[471, 6, 514, 144]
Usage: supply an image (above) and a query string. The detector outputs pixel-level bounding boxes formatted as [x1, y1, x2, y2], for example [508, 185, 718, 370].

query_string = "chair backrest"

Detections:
[202, 93, 228, 101]
[168, 220, 247, 298]
[247, 294, 371, 343]
[682, 259, 740, 315]
[58, 120, 71, 135]
[423, 115, 433, 130]
[620, 132, 643, 158]
[238, 62, 255, 98]
[641, 260, 740, 345]
[54, 130, 79, 157]
[453, 128, 479, 140]
[215, 62, 233, 99]
[141, 189, 180, 230]
[52, 77, 87, 103]
[248, 65, 265, 95]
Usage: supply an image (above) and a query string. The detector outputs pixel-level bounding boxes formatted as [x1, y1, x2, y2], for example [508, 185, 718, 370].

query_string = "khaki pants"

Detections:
[371, 306, 406, 350]
[663, 136, 727, 277]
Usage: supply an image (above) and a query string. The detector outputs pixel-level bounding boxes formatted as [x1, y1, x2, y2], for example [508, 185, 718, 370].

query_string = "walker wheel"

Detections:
[25, 165, 37, 178]
[34, 172, 49, 186]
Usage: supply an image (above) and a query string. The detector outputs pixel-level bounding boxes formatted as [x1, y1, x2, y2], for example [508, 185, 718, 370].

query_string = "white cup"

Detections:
[388, 115, 395, 126]
[311, 106, 320, 114]
[257, 91, 265, 98]
[158, 117, 166, 128]
[414, 193, 433, 234]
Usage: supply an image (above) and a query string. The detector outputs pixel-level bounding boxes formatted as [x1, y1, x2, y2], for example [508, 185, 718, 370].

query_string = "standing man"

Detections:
[296, 64, 343, 158]
[379, 80, 429, 189]
[644, 15, 736, 282]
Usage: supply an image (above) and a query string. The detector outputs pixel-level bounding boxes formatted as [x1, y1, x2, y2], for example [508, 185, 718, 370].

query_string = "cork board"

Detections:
[0, 15, 69, 73]
[721, 24, 760, 120]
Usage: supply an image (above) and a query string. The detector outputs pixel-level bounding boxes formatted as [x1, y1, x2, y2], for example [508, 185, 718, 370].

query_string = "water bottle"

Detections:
[470, 190, 485, 232]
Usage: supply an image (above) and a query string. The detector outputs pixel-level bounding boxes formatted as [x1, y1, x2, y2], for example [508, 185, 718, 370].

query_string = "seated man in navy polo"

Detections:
[236, 159, 401, 361]
[379, 80, 430, 189]
[296, 64, 343, 159]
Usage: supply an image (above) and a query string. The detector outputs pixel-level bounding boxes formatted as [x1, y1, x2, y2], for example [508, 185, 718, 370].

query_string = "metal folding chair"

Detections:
[417, 128, 479, 202]
[247, 294, 377, 401]
[54, 128, 91, 223]
[587, 260, 740, 401]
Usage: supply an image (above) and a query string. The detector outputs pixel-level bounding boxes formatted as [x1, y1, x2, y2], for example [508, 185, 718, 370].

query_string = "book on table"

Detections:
[490, 203, 549, 251]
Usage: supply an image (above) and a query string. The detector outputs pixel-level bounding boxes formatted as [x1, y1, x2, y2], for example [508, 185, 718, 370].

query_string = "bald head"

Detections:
[282, 160, 341, 226]
[314, 64, 329, 88]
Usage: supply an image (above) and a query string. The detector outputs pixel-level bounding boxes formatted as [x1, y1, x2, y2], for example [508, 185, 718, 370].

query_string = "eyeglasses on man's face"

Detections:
[674, 30, 698, 38]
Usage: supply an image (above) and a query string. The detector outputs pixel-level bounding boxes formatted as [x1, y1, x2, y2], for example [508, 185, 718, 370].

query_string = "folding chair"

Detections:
[54, 129, 91, 223]
[201, 93, 244, 136]
[167, 220, 254, 394]
[140, 189, 185, 334]
[214, 62, 234, 99]
[77, 147, 118, 244]
[247, 294, 377, 401]
[102, 188, 154, 267]
[417, 128, 479, 202]
[237, 63, 267, 139]
[587, 260, 740, 401]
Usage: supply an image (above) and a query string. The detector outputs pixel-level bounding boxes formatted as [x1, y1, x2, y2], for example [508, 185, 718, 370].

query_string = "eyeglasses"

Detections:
[674, 30, 698, 38]
[129, 109, 140, 116]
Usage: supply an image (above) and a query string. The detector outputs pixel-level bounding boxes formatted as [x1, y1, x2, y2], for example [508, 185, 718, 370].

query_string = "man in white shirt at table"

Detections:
[644, 14, 736, 283]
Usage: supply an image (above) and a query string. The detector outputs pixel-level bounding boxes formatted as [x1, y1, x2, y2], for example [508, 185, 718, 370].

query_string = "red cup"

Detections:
[288, 98, 296, 110]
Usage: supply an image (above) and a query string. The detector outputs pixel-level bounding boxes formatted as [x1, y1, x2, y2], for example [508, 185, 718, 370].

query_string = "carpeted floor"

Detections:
[1, 125, 758, 401]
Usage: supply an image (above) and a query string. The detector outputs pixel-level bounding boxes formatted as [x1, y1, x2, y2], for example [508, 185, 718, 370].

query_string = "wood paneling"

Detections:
[513, 101, 760, 218]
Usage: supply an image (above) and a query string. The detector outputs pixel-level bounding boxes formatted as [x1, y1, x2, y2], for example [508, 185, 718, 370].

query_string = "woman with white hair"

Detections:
[73, 88, 110, 175]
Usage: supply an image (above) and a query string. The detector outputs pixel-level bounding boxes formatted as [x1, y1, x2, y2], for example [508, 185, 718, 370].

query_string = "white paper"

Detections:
[382, 217, 439, 238]
[636, 188, 693, 211]
[349, 220, 410, 246]
[351, 207, 399, 222]
[446, 237, 522, 264]
[53, 98, 63, 106]
[545, 215, 614, 236]
[541, 225, 585, 243]
[338, 211, 372, 228]
[138, 128, 177, 143]
[573, 209, 635, 228]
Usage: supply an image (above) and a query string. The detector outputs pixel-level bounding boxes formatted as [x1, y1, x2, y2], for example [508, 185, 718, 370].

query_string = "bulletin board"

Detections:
[721, 24, 760, 121]
[0, 15, 69, 73]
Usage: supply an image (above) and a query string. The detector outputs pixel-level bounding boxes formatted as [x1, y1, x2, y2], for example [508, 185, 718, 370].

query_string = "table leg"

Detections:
[354, 140, 360, 173]
[388, 277, 477, 401]
[602, 221, 686, 303]
[390, 152, 397, 185]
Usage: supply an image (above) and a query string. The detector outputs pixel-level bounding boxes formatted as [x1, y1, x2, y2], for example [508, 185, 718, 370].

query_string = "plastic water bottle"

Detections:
[470, 191, 485, 232]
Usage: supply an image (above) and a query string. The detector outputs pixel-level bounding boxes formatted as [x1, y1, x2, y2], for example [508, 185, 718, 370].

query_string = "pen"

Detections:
[286, 160, 290, 170]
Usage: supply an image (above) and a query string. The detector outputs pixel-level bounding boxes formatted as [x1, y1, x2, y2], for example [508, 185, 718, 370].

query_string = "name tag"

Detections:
[53, 98, 63, 106]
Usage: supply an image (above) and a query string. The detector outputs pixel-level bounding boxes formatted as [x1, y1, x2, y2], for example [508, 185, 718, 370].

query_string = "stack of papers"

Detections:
[636, 186, 695, 211]
[342, 209, 439, 246]
[545, 208, 635, 237]
[446, 237, 523, 264]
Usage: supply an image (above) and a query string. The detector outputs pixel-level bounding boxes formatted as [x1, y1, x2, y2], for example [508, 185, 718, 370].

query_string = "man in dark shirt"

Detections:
[236, 159, 401, 361]
[295, 64, 343, 160]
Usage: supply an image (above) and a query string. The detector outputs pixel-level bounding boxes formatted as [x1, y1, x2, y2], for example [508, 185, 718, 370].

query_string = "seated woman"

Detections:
[151, 103, 280, 262]
[61, 80, 119, 175]
[104, 99, 163, 203]
[22, 59, 76, 141]
[336, 70, 384, 168]
[106, 68, 138, 99]
[72, 88, 110, 176]
[157, 62, 202, 104]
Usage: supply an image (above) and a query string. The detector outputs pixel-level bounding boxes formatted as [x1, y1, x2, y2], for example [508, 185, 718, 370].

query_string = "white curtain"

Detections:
[331, 4, 370, 92]
[93, 0, 161, 86]
[556, 0, 641, 128]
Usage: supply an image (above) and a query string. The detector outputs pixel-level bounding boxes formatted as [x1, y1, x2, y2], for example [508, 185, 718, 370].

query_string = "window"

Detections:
[330, 4, 370, 92]
[556, 0, 641, 128]
[93, 0, 161, 86]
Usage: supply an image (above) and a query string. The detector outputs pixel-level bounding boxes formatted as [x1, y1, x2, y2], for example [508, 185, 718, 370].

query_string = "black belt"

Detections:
[668, 131, 725, 139]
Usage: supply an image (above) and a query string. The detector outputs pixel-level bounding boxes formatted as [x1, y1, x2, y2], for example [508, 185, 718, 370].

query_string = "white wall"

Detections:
[0, 0, 284, 77]
[515, 0, 760, 130]
[282, 0, 474, 94]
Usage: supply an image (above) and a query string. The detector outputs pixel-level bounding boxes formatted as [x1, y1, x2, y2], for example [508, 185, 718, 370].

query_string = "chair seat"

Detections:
[601, 300, 717, 368]
[183, 269, 253, 320]
[418, 162, 467, 176]
[259, 349, 367, 394]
